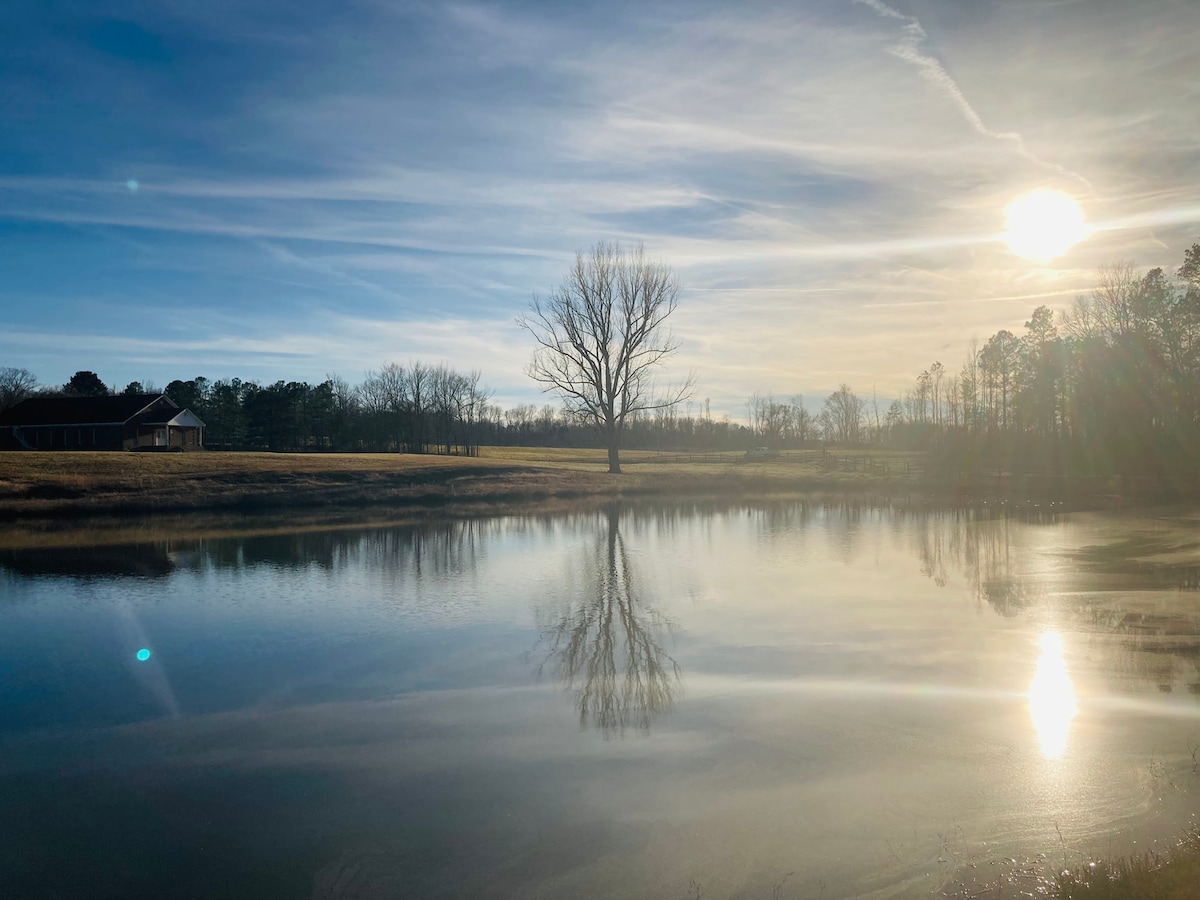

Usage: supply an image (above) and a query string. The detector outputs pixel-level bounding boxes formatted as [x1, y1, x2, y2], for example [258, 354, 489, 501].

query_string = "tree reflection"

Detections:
[906, 509, 1035, 615]
[531, 506, 681, 738]
[0, 544, 176, 579]
[902, 506, 1200, 693]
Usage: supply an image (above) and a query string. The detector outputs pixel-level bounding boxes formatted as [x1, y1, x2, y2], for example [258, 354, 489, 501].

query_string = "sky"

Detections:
[2, 0, 1198, 416]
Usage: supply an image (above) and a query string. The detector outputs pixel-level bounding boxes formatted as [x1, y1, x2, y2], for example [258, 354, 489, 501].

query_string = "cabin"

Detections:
[0, 394, 206, 451]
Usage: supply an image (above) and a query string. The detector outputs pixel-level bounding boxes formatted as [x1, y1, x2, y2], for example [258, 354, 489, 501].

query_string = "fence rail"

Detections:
[821, 452, 926, 478]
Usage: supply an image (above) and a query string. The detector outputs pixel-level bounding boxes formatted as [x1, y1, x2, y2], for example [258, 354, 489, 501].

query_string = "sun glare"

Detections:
[1029, 630, 1077, 759]
[1004, 189, 1088, 261]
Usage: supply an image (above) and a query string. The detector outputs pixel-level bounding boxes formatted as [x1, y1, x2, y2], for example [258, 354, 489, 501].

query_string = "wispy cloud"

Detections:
[851, 0, 1093, 192]
[1, 0, 1197, 410]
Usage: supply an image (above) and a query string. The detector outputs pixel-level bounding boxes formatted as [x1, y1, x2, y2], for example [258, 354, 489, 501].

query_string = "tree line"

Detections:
[6, 240, 1199, 478]
[0, 363, 495, 454]
[0, 362, 762, 454]
[741, 244, 1200, 480]
[743, 385, 874, 446]
[887, 246, 1200, 479]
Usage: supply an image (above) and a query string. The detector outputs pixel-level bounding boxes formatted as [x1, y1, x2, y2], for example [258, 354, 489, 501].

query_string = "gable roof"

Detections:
[129, 406, 205, 428]
[0, 394, 179, 427]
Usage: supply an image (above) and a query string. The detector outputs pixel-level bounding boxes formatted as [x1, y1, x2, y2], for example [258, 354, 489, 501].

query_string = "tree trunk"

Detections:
[607, 443, 622, 474]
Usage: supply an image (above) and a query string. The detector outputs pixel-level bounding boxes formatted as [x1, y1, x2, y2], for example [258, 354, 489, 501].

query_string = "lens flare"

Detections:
[136, 648, 152, 662]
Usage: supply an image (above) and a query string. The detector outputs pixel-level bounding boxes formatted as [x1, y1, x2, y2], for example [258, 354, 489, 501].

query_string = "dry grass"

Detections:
[0, 450, 601, 515]
[0, 447, 912, 534]
[1054, 832, 1200, 900]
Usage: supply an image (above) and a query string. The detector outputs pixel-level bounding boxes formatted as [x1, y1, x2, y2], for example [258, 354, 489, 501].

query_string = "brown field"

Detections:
[0, 447, 919, 548]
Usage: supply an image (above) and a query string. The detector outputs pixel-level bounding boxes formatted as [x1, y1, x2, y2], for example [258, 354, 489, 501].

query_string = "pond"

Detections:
[2, 501, 1200, 898]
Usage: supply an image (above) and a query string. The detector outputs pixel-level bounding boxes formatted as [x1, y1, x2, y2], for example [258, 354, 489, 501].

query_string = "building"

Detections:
[0, 394, 206, 451]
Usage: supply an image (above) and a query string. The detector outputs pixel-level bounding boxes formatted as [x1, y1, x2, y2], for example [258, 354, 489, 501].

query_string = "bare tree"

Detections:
[791, 395, 813, 446]
[869, 385, 882, 444]
[823, 384, 866, 444]
[885, 399, 904, 440]
[746, 391, 765, 437]
[0, 367, 38, 412]
[916, 369, 931, 424]
[960, 338, 980, 432]
[518, 241, 692, 473]
[452, 369, 491, 457]
[930, 361, 944, 427]
[981, 330, 1019, 431]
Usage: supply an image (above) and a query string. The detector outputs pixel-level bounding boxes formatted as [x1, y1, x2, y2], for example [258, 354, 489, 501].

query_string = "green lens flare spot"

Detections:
[136, 648, 152, 662]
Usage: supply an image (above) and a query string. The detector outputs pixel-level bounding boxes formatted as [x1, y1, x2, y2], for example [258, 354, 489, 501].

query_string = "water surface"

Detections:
[3, 501, 1200, 898]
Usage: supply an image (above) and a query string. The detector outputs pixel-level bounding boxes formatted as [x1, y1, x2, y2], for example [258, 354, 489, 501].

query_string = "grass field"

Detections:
[0, 446, 916, 531]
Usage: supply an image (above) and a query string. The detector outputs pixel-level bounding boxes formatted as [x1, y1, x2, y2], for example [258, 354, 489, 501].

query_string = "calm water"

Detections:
[2, 502, 1200, 899]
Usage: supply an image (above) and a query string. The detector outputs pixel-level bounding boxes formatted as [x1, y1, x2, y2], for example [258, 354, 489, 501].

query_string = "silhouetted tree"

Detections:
[64, 371, 108, 397]
[204, 379, 249, 449]
[1016, 305, 1063, 439]
[0, 367, 38, 412]
[165, 378, 208, 412]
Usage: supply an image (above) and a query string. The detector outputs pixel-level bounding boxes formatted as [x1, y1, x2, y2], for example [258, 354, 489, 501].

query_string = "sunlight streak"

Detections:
[1093, 205, 1200, 233]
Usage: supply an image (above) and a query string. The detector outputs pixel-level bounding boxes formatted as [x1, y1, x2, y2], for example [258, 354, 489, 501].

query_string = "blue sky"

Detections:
[2, 0, 1198, 415]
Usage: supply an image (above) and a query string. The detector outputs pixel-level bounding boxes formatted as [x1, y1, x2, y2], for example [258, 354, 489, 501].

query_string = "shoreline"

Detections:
[0, 447, 1186, 549]
[0, 447, 916, 518]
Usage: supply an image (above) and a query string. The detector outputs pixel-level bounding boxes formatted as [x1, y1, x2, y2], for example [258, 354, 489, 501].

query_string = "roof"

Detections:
[129, 407, 205, 428]
[0, 394, 178, 427]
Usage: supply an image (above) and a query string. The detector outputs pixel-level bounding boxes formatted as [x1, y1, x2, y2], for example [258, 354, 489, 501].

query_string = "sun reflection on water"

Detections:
[1029, 631, 1077, 759]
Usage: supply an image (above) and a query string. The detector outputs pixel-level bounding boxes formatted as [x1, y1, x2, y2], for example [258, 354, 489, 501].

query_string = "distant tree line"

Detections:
[0, 362, 761, 454]
[743, 385, 874, 447]
[163, 364, 497, 454]
[882, 246, 1200, 479]
[737, 245, 1200, 480]
[7, 243, 1198, 475]
[0, 363, 494, 455]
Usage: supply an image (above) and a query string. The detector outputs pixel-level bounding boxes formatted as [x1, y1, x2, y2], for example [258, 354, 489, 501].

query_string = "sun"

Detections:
[1004, 189, 1088, 261]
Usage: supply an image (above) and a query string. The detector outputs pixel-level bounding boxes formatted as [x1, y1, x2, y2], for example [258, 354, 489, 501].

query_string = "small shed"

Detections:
[0, 394, 205, 451]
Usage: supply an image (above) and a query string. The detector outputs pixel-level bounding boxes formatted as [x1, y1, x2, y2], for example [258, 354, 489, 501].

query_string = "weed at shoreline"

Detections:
[1054, 828, 1200, 900]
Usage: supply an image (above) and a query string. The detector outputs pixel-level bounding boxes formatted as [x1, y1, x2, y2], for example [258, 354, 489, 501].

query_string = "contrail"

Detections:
[852, 0, 1093, 192]
[862, 286, 1091, 309]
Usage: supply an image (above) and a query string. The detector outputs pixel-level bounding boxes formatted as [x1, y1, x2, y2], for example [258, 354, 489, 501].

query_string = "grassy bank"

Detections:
[0, 445, 1173, 542]
[1052, 833, 1200, 900]
[0, 447, 916, 525]
[939, 834, 1200, 900]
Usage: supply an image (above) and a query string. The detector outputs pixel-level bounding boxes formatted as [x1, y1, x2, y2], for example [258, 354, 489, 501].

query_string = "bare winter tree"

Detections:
[0, 367, 38, 412]
[822, 383, 866, 444]
[518, 241, 693, 473]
